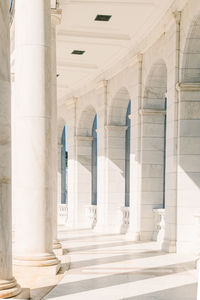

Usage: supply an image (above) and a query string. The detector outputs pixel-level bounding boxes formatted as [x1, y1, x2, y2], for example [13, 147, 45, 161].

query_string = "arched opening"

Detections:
[92, 115, 97, 206]
[125, 101, 131, 207]
[61, 126, 67, 204]
[142, 59, 167, 241]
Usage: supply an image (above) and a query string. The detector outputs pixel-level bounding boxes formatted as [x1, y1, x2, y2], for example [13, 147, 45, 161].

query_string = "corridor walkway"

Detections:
[44, 229, 198, 300]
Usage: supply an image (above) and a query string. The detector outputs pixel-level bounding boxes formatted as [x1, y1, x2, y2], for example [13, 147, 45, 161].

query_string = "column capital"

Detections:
[96, 80, 108, 91]
[51, 8, 62, 26]
[129, 53, 143, 68]
[172, 11, 181, 25]
[176, 82, 200, 92]
[65, 97, 78, 107]
[136, 53, 143, 63]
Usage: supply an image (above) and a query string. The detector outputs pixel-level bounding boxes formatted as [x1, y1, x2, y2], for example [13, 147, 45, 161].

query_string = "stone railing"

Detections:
[152, 208, 165, 245]
[58, 204, 68, 226]
[85, 205, 97, 229]
[120, 206, 130, 234]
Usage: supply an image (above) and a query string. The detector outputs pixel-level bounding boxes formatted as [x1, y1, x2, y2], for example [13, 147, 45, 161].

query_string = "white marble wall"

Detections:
[58, 0, 200, 255]
[75, 136, 94, 228]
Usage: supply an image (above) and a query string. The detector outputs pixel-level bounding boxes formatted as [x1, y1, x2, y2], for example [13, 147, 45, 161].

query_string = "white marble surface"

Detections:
[13, 0, 58, 268]
[96, 125, 127, 233]
[44, 229, 198, 300]
[51, 10, 62, 252]
[0, 1, 21, 298]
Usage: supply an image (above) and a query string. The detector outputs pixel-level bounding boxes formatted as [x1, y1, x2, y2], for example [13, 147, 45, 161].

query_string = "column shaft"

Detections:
[51, 10, 62, 251]
[14, 0, 59, 268]
[0, 1, 21, 298]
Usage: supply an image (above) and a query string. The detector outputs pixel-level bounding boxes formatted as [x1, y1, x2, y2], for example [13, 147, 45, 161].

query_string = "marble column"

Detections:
[0, 1, 21, 298]
[51, 8, 62, 252]
[13, 0, 59, 270]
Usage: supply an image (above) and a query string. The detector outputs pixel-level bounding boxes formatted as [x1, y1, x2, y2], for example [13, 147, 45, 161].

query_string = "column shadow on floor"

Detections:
[124, 283, 197, 300]
[38, 261, 196, 298]
[59, 233, 123, 242]
[65, 240, 144, 253]
[69, 250, 166, 270]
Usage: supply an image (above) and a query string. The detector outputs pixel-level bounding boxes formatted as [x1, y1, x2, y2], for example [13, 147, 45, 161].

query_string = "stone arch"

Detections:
[76, 105, 98, 228]
[108, 87, 131, 125]
[104, 87, 132, 233]
[181, 13, 200, 83]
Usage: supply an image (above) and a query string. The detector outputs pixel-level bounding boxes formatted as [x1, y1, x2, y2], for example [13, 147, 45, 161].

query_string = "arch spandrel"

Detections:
[77, 105, 97, 137]
[143, 59, 167, 110]
[181, 13, 200, 83]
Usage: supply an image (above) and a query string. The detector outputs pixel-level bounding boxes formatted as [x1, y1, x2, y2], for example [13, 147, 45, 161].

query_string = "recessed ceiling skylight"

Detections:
[71, 50, 85, 55]
[95, 14, 112, 22]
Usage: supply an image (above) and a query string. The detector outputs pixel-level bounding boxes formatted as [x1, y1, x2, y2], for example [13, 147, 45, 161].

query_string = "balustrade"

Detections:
[120, 207, 130, 234]
[153, 208, 165, 245]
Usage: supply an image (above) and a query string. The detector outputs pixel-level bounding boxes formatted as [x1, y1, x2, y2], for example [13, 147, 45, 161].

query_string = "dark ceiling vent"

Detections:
[71, 50, 85, 55]
[95, 14, 112, 22]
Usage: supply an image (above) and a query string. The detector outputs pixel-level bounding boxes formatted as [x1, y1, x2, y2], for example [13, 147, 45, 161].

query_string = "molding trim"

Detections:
[75, 136, 94, 141]
[176, 82, 200, 92]
[139, 109, 166, 115]
[105, 125, 128, 131]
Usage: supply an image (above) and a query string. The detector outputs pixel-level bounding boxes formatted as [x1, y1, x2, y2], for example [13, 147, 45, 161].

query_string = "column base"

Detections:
[14, 263, 61, 278]
[53, 240, 64, 256]
[125, 230, 140, 241]
[53, 240, 62, 249]
[13, 288, 30, 299]
[162, 239, 176, 253]
[14, 253, 61, 275]
[0, 278, 21, 299]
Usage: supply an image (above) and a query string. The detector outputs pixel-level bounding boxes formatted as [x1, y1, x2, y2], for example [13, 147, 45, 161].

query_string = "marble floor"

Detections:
[43, 229, 198, 300]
